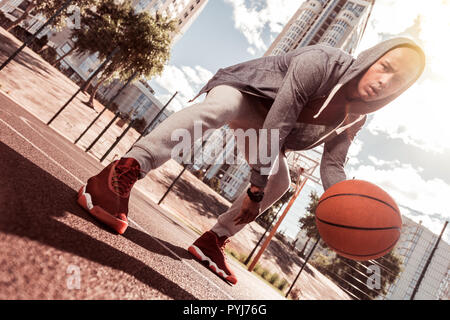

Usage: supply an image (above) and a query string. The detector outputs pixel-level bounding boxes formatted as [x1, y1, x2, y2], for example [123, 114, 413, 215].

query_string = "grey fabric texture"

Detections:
[192, 37, 425, 190]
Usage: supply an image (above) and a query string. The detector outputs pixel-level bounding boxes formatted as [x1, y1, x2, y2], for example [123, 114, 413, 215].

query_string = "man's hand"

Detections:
[233, 186, 263, 226]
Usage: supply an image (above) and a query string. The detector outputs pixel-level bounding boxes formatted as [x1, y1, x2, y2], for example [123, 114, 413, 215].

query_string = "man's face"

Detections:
[351, 47, 422, 102]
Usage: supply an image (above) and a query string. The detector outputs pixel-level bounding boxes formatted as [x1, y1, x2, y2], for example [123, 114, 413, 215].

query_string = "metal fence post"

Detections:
[285, 236, 321, 298]
[47, 47, 120, 125]
[74, 72, 138, 144]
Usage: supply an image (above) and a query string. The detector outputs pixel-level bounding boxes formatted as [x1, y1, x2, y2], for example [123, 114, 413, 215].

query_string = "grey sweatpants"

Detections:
[125, 85, 291, 237]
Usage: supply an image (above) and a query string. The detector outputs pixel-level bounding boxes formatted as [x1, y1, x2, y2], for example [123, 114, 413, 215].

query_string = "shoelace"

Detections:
[218, 238, 230, 254]
[111, 164, 141, 196]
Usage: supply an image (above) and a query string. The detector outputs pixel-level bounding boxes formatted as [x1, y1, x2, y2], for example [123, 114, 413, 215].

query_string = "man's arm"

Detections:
[320, 117, 366, 191]
[234, 50, 328, 225]
[250, 49, 328, 189]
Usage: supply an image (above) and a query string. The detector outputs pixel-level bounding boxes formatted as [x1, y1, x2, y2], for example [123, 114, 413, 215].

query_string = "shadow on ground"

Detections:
[155, 167, 314, 278]
[0, 31, 53, 78]
[267, 239, 314, 276]
[155, 169, 229, 219]
[0, 142, 197, 299]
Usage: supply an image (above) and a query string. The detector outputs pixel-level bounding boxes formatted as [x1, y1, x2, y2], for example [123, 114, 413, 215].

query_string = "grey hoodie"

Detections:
[193, 37, 426, 190]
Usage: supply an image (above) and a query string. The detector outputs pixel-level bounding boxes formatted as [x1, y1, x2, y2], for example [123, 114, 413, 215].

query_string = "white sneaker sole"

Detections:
[188, 245, 237, 285]
[77, 185, 128, 234]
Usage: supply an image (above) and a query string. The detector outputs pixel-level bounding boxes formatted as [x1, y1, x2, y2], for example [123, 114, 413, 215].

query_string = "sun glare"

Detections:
[359, 0, 450, 152]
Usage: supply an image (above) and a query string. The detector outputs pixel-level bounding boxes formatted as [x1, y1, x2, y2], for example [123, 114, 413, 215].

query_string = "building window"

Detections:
[60, 42, 73, 54]
[136, 0, 151, 12]
[131, 93, 152, 118]
[80, 53, 99, 76]
[18, 1, 31, 11]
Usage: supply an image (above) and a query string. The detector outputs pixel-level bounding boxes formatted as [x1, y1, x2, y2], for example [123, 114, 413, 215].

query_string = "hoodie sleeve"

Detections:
[250, 49, 328, 188]
[320, 116, 366, 191]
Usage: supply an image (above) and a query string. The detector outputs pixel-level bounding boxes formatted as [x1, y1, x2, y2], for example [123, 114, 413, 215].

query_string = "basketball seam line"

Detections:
[316, 217, 401, 230]
[326, 234, 400, 257]
[318, 193, 401, 215]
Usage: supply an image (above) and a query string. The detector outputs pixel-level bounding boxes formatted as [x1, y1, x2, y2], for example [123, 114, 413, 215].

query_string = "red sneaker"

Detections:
[77, 157, 142, 234]
[188, 231, 237, 285]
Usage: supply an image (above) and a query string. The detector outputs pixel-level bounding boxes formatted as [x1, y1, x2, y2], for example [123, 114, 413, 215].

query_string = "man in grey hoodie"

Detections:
[77, 37, 425, 285]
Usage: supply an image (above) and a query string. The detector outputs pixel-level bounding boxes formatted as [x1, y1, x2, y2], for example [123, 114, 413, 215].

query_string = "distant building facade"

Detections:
[384, 216, 449, 300]
[265, 0, 374, 57]
[98, 78, 174, 130]
[133, 0, 209, 44]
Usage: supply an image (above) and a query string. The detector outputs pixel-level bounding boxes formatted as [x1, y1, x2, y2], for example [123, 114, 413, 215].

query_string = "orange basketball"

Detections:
[315, 180, 402, 261]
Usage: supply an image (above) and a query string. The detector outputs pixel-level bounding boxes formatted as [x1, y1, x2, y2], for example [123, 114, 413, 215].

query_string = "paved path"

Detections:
[0, 92, 285, 300]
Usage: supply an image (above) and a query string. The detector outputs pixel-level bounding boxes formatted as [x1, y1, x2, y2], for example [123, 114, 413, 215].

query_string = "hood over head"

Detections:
[340, 37, 426, 115]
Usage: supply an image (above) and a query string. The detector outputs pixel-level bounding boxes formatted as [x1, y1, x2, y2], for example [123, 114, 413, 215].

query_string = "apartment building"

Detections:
[384, 216, 449, 300]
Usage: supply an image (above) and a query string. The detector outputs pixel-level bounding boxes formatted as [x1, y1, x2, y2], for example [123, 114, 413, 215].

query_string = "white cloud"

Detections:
[366, 80, 450, 153]
[152, 64, 213, 112]
[224, 0, 301, 53]
[347, 161, 450, 240]
[180, 66, 214, 86]
[224, 0, 267, 51]
[367, 155, 401, 168]
[194, 66, 214, 83]
[356, 0, 450, 153]
[247, 47, 256, 56]
[348, 138, 363, 157]
[346, 138, 363, 166]
[180, 66, 203, 85]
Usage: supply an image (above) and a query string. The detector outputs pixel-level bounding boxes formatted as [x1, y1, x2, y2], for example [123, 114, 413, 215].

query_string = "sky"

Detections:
[147, 0, 450, 243]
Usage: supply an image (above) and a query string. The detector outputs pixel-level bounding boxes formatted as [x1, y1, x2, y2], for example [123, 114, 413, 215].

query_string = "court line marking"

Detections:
[0, 117, 235, 300]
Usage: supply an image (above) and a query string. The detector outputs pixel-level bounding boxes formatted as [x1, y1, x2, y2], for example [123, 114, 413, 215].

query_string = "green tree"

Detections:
[6, 0, 98, 32]
[132, 117, 147, 133]
[207, 176, 221, 194]
[256, 186, 295, 229]
[298, 190, 321, 239]
[191, 169, 205, 180]
[52, 45, 76, 66]
[297, 190, 326, 257]
[70, 0, 176, 107]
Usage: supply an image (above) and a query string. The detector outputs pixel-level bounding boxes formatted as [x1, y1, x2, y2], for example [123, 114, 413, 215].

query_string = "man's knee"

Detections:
[193, 102, 234, 129]
[205, 85, 244, 110]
